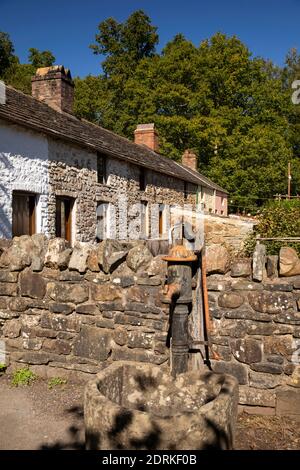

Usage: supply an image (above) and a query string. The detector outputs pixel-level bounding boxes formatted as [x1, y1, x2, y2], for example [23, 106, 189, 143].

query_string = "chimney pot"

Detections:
[134, 123, 159, 153]
[31, 65, 74, 114]
[182, 149, 197, 171]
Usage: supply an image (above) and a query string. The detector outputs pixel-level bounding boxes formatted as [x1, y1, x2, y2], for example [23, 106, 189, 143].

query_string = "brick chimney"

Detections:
[134, 123, 159, 153]
[31, 65, 74, 114]
[182, 149, 197, 171]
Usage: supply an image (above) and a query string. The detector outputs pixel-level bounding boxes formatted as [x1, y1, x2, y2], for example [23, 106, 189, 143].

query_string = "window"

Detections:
[56, 197, 74, 243]
[141, 201, 149, 238]
[12, 191, 36, 237]
[159, 204, 165, 238]
[97, 153, 107, 184]
[96, 202, 109, 241]
[139, 168, 146, 191]
[184, 181, 188, 200]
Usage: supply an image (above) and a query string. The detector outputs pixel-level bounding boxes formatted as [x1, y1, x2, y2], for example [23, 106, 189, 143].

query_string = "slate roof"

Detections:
[0, 85, 228, 194]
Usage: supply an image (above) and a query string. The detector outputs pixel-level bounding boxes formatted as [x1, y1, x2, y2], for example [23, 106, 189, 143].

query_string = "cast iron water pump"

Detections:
[163, 245, 197, 377]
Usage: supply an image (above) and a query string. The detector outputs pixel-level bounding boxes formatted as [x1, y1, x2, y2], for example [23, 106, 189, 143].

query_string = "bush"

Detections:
[12, 367, 37, 387]
[244, 199, 300, 256]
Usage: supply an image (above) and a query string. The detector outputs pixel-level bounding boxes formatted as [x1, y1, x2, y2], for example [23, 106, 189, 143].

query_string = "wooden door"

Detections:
[12, 192, 36, 237]
[56, 197, 73, 243]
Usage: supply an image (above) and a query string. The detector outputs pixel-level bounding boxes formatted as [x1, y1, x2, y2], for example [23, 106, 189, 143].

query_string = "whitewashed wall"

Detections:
[0, 120, 49, 238]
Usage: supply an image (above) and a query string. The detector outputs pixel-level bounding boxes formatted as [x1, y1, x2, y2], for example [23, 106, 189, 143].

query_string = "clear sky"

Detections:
[0, 0, 299, 77]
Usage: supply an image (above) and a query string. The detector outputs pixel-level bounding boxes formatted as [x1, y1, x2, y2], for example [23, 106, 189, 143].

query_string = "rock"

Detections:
[232, 338, 262, 364]
[0, 271, 18, 282]
[87, 248, 100, 272]
[73, 325, 111, 361]
[47, 282, 89, 304]
[266, 255, 278, 278]
[3, 319, 21, 338]
[263, 335, 294, 357]
[250, 362, 282, 374]
[266, 355, 284, 364]
[0, 282, 17, 296]
[248, 291, 293, 314]
[205, 244, 230, 274]
[127, 331, 153, 349]
[40, 313, 80, 332]
[111, 348, 168, 365]
[249, 371, 283, 389]
[75, 304, 100, 315]
[137, 276, 162, 286]
[224, 309, 271, 322]
[211, 360, 248, 385]
[218, 292, 244, 309]
[59, 271, 83, 282]
[239, 386, 275, 407]
[219, 319, 248, 338]
[0, 239, 12, 254]
[288, 366, 300, 388]
[44, 239, 72, 270]
[126, 286, 149, 303]
[100, 240, 128, 274]
[0, 236, 33, 271]
[113, 328, 128, 346]
[206, 280, 231, 291]
[19, 270, 46, 299]
[252, 243, 266, 281]
[43, 339, 71, 355]
[69, 242, 92, 273]
[276, 388, 300, 418]
[264, 281, 293, 292]
[126, 245, 153, 272]
[115, 275, 135, 288]
[230, 259, 251, 277]
[91, 284, 122, 302]
[147, 256, 167, 277]
[49, 303, 75, 315]
[279, 247, 300, 277]
[231, 280, 263, 290]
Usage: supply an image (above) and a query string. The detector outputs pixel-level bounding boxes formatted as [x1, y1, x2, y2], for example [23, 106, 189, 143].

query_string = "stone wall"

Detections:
[1, 234, 299, 418]
[208, 250, 300, 418]
[0, 236, 169, 380]
[204, 214, 254, 253]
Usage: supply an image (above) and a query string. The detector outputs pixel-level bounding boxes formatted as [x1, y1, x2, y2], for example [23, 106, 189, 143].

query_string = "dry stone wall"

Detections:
[0, 235, 169, 380]
[1, 235, 300, 418]
[209, 249, 300, 419]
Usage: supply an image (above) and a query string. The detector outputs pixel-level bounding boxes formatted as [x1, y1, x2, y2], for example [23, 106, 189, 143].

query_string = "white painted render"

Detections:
[0, 119, 49, 238]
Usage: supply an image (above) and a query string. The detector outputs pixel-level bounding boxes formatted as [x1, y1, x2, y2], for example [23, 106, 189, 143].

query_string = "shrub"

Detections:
[12, 367, 37, 387]
[0, 363, 7, 375]
[244, 199, 300, 257]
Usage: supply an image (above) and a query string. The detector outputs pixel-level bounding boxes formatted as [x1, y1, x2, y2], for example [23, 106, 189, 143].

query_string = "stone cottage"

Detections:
[0, 66, 227, 243]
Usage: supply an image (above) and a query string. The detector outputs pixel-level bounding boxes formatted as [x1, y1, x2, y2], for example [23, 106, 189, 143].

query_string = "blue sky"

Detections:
[0, 0, 299, 77]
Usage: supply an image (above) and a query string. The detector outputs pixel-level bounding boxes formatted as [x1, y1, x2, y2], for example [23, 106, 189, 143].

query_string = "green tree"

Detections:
[0, 32, 15, 77]
[90, 10, 158, 78]
[28, 48, 55, 68]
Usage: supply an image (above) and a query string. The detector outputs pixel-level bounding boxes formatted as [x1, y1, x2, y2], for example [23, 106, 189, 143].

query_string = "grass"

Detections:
[11, 367, 37, 387]
[0, 363, 7, 375]
[48, 377, 67, 389]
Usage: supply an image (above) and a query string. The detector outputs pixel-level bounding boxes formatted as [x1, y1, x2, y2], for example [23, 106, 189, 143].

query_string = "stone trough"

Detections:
[84, 361, 239, 450]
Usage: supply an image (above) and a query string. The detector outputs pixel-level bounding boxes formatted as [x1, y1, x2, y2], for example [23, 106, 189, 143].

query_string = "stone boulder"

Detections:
[69, 242, 92, 273]
[230, 258, 251, 278]
[147, 255, 167, 277]
[252, 243, 266, 282]
[279, 247, 300, 277]
[126, 245, 153, 272]
[99, 240, 129, 274]
[44, 238, 72, 270]
[0, 235, 44, 271]
[205, 244, 230, 274]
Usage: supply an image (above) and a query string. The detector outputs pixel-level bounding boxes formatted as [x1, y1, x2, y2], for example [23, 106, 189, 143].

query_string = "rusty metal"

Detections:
[162, 244, 197, 263]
